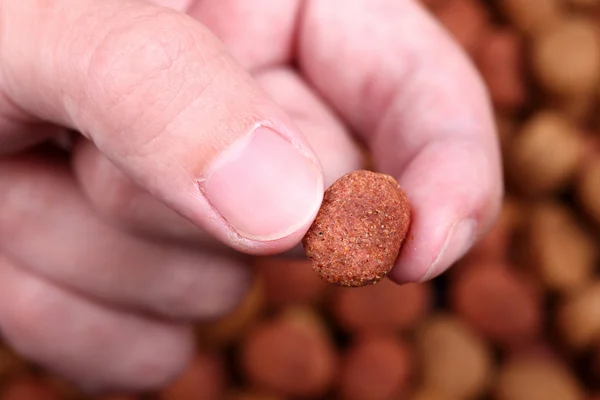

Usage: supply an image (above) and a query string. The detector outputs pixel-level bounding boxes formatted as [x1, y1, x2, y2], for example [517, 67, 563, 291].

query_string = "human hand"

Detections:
[0, 0, 502, 393]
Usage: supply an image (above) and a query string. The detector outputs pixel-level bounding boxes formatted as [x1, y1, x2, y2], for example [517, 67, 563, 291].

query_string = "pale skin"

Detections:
[0, 0, 502, 393]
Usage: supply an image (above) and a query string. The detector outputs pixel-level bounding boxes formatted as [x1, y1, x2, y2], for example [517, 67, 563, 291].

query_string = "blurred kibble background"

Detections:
[5, 0, 600, 399]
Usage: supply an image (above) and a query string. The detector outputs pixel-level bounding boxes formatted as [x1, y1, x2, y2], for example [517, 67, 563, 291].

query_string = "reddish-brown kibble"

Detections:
[255, 257, 328, 308]
[338, 333, 412, 400]
[240, 308, 337, 398]
[302, 170, 411, 287]
[330, 278, 431, 333]
[476, 28, 528, 111]
[450, 261, 542, 348]
[157, 351, 226, 400]
[434, 0, 490, 55]
[494, 356, 585, 400]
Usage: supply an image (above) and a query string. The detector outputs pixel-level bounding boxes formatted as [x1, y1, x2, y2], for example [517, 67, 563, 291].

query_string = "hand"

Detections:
[0, 0, 502, 392]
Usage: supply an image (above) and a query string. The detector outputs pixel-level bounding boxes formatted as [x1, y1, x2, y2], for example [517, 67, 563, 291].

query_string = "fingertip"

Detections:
[196, 125, 324, 251]
[388, 140, 502, 284]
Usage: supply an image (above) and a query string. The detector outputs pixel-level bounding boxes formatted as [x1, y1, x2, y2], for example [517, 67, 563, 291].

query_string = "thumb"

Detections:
[0, 0, 324, 253]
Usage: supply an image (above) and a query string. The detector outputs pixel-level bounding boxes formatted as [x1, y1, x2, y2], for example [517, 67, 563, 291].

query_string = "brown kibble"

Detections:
[240, 308, 337, 398]
[451, 262, 542, 348]
[556, 281, 600, 351]
[254, 257, 328, 308]
[94, 395, 140, 400]
[576, 156, 600, 226]
[476, 28, 528, 111]
[338, 334, 412, 400]
[303, 170, 411, 287]
[330, 279, 431, 333]
[526, 202, 596, 294]
[532, 17, 600, 98]
[0, 377, 61, 400]
[506, 111, 583, 196]
[196, 274, 264, 347]
[157, 351, 226, 400]
[494, 356, 584, 400]
[417, 314, 494, 400]
[498, 0, 563, 36]
[434, 0, 489, 54]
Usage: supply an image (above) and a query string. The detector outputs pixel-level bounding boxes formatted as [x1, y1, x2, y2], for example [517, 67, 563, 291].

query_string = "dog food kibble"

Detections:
[434, 0, 490, 55]
[526, 202, 596, 294]
[240, 308, 337, 398]
[302, 170, 411, 287]
[476, 28, 528, 111]
[532, 17, 600, 99]
[506, 111, 583, 196]
[338, 333, 412, 400]
[255, 257, 328, 308]
[417, 314, 494, 399]
[498, 0, 563, 36]
[330, 279, 431, 333]
[450, 262, 542, 348]
[494, 356, 584, 400]
[556, 281, 600, 351]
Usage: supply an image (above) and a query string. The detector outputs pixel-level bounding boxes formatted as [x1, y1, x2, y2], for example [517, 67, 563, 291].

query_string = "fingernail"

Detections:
[201, 126, 323, 241]
[421, 218, 477, 281]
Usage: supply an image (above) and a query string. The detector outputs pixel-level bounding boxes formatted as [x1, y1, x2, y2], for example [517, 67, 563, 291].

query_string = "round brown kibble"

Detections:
[338, 333, 412, 400]
[303, 170, 411, 287]
[433, 0, 489, 55]
[255, 257, 328, 308]
[556, 281, 600, 351]
[506, 111, 583, 197]
[330, 279, 431, 333]
[417, 314, 494, 399]
[494, 356, 584, 400]
[498, 0, 563, 37]
[240, 308, 337, 398]
[526, 202, 596, 294]
[450, 262, 542, 348]
[476, 28, 527, 111]
[532, 17, 600, 98]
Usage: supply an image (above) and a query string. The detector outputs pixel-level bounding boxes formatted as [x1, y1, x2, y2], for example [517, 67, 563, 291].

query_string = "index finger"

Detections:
[298, 0, 503, 282]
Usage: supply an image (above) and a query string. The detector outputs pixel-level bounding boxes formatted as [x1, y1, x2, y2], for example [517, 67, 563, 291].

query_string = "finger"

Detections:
[298, 0, 503, 282]
[0, 0, 323, 253]
[187, 0, 302, 70]
[72, 68, 364, 244]
[0, 152, 251, 320]
[0, 254, 194, 392]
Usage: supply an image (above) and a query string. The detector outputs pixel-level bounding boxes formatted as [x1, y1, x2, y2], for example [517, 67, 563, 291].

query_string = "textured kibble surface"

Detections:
[302, 170, 411, 287]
